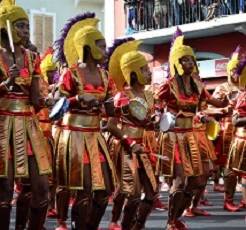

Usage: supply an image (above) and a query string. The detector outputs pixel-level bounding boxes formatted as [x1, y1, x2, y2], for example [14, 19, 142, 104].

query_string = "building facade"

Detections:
[110, 0, 246, 89]
[17, 0, 105, 53]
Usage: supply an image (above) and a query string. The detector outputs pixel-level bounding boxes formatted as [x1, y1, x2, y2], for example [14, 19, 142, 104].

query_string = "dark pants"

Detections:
[70, 163, 113, 230]
[168, 164, 204, 224]
[121, 167, 157, 230]
[0, 157, 49, 230]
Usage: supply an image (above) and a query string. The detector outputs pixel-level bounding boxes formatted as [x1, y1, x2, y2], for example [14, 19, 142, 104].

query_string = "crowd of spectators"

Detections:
[124, 0, 246, 34]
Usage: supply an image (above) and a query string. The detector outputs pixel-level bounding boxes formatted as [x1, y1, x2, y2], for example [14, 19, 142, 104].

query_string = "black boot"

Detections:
[27, 201, 48, 230]
[56, 188, 70, 222]
[130, 199, 154, 230]
[0, 202, 11, 230]
[111, 192, 126, 223]
[167, 190, 190, 230]
[224, 174, 239, 212]
[15, 190, 32, 230]
[86, 192, 109, 230]
[121, 198, 140, 230]
[71, 193, 91, 230]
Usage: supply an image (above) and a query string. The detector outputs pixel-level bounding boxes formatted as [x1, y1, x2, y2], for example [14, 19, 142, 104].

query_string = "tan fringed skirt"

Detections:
[56, 113, 116, 190]
[156, 129, 203, 177]
[0, 96, 51, 178]
[194, 127, 217, 162]
[227, 127, 246, 174]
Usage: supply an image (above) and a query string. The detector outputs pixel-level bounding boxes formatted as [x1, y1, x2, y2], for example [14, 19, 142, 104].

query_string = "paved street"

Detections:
[9, 185, 246, 230]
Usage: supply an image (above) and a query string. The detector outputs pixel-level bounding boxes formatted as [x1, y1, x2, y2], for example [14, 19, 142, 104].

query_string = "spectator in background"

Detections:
[239, 0, 245, 13]
[219, 0, 231, 16]
[153, 0, 168, 28]
[190, 0, 199, 22]
[144, 0, 155, 30]
[169, 0, 183, 26]
[201, 0, 212, 20]
[227, 0, 238, 14]
[205, 0, 221, 20]
[137, 0, 144, 30]
[179, 0, 186, 24]
[124, 0, 138, 34]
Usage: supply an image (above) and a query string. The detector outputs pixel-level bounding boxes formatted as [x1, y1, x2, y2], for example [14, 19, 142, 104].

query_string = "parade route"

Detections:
[10, 186, 246, 230]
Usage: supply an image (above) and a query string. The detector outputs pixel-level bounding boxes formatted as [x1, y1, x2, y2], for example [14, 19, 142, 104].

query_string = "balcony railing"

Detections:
[124, 0, 246, 35]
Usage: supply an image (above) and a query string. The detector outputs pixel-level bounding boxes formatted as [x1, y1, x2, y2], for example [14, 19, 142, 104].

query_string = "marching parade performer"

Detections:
[54, 12, 116, 230]
[0, 1, 51, 229]
[184, 113, 218, 217]
[39, 48, 58, 218]
[106, 38, 158, 230]
[15, 48, 58, 229]
[210, 46, 242, 211]
[156, 33, 227, 229]
[227, 56, 246, 208]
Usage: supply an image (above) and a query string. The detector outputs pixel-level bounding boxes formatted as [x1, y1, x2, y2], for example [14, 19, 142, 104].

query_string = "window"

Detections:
[30, 10, 56, 53]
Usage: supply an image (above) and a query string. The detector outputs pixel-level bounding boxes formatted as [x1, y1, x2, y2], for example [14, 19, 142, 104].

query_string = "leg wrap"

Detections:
[86, 191, 109, 230]
[0, 202, 11, 230]
[168, 190, 193, 223]
[56, 188, 70, 221]
[27, 200, 48, 230]
[121, 197, 140, 230]
[111, 192, 126, 223]
[131, 198, 154, 230]
[224, 170, 237, 201]
[71, 192, 91, 230]
[15, 186, 32, 230]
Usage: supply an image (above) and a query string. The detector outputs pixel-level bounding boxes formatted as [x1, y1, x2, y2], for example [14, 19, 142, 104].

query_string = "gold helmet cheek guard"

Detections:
[227, 60, 239, 84]
[170, 46, 197, 76]
[120, 51, 148, 86]
[40, 54, 56, 82]
[239, 66, 246, 88]
[0, 5, 29, 43]
[73, 27, 104, 63]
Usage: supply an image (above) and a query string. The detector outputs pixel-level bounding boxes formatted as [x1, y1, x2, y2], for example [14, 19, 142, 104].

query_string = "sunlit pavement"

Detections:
[10, 185, 246, 230]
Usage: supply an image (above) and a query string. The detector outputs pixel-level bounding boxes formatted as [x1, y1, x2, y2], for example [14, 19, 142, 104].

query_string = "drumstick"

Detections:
[6, 20, 16, 64]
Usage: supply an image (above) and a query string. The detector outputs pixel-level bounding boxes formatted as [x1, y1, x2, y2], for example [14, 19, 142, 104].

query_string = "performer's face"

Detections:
[230, 68, 239, 84]
[96, 39, 107, 64]
[179, 55, 195, 75]
[140, 64, 152, 85]
[47, 70, 57, 85]
[13, 19, 30, 45]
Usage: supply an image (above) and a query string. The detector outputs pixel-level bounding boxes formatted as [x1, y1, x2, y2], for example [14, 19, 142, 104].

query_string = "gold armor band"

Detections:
[0, 96, 33, 113]
[62, 112, 100, 129]
[175, 117, 193, 129]
[121, 125, 144, 139]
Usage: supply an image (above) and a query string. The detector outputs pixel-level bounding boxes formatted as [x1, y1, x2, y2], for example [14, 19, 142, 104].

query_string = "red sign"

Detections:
[215, 58, 229, 77]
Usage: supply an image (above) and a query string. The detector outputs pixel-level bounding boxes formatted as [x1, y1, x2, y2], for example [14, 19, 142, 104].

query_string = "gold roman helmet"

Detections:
[108, 39, 148, 91]
[40, 48, 57, 82]
[169, 35, 198, 77]
[227, 46, 240, 83]
[57, 13, 104, 67]
[73, 26, 104, 64]
[238, 59, 246, 89]
[0, 0, 28, 43]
